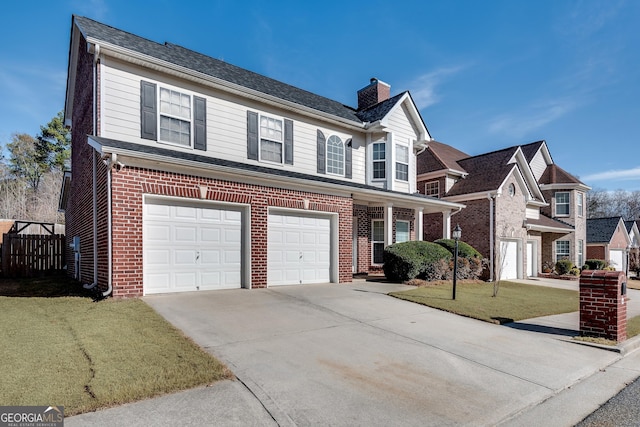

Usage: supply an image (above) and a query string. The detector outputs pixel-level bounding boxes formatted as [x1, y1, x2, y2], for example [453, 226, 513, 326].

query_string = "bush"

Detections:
[585, 259, 608, 270]
[446, 257, 485, 280]
[383, 241, 452, 282]
[555, 259, 574, 275]
[569, 267, 581, 276]
[434, 239, 483, 259]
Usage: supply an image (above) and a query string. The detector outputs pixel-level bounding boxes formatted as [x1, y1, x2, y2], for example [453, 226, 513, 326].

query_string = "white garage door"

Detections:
[610, 249, 625, 271]
[268, 213, 331, 286]
[526, 241, 536, 277]
[144, 199, 242, 294]
[500, 241, 518, 280]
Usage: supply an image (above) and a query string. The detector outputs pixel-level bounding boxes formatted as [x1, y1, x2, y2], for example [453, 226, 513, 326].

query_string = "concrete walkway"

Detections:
[66, 279, 640, 426]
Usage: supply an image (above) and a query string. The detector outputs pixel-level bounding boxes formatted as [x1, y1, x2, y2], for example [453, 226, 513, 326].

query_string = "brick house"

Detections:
[587, 217, 631, 272]
[625, 220, 640, 273]
[61, 16, 463, 297]
[417, 140, 589, 280]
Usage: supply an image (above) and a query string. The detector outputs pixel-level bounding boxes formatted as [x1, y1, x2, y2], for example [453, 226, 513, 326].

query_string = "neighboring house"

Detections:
[417, 140, 589, 280]
[625, 220, 640, 274]
[61, 16, 464, 297]
[586, 217, 631, 272]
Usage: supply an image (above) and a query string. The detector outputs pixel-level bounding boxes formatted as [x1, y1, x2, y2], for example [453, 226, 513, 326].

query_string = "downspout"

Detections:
[83, 43, 101, 291]
[103, 154, 114, 298]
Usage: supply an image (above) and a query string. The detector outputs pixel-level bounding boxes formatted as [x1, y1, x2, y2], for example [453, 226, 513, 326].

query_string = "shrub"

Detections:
[585, 259, 608, 270]
[434, 239, 483, 259]
[542, 260, 555, 273]
[555, 259, 574, 275]
[383, 241, 452, 282]
[446, 256, 485, 280]
[569, 267, 581, 276]
[422, 258, 451, 281]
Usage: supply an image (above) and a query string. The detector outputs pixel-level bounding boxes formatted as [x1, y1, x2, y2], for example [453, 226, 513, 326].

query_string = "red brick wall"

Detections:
[579, 270, 627, 341]
[66, 33, 100, 285]
[587, 245, 606, 260]
[109, 167, 354, 297]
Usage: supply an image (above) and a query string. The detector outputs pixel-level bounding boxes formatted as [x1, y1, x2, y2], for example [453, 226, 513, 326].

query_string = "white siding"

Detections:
[385, 103, 419, 194]
[526, 208, 540, 219]
[529, 150, 549, 181]
[99, 58, 367, 184]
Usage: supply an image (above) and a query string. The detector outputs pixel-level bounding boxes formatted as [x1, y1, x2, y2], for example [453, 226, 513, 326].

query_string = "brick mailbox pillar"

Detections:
[579, 270, 627, 342]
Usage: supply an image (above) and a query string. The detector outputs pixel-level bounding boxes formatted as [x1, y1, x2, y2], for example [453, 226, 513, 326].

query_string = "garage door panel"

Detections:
[175, 206, 197, 220]
[268, 213, 331, 286]
[144, 199, 242, 294]
[500, 241, 518, 280]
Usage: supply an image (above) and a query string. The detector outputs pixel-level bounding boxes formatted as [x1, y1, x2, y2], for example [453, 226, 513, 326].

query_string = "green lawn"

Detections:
[389, 281, 579, 323]
[0, 280, 231, 415]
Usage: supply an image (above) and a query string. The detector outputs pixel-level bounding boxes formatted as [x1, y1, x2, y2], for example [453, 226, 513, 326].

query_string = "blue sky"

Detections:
[1, 0, 639, 191]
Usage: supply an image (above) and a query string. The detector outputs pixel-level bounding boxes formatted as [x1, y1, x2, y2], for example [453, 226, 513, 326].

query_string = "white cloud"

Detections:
[487, 98, 578, 139]
[582, 167, 640, 182]
[409, 66, 465, 108]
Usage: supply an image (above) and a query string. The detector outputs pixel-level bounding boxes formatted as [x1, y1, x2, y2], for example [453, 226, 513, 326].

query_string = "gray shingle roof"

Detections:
[74, 16, 394, 124]
[587, 217, 623, 243]
[90, 136, 448, 204]
[356, 92, 406, 123]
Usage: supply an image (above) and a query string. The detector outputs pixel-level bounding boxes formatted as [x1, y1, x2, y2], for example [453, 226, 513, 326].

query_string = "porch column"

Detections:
[416, 207, 424, 241]
[384, 203, 393, 246]
[443, 211, 452, 239]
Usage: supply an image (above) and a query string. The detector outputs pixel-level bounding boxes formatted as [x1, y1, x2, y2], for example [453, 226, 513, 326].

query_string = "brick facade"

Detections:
[107, 166, 354, 297]
[579, 270, 627, 342]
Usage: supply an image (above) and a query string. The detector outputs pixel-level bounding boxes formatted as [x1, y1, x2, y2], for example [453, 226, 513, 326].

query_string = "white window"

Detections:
[395, 145, 409, 181]
[159, 87, 191, 146]
[372, 220, 385, 264]
[556, 240, 570, 262]
[396, 221, 410, 243]
[425, 181, 439, 197]
[577, 193, 584, 217]
[373, 143, 386, 179]
[260, 115, 283, 163]
[555, 192, 570, 216]
[578, 239, 584, 267]
[327, 135, 344, 175]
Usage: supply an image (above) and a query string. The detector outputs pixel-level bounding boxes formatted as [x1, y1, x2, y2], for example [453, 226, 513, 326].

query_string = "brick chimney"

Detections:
[357, 78, 391, 110]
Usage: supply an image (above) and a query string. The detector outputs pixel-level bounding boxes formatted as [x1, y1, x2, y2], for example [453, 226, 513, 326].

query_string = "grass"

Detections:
[389, 280, 579, 324]
[628, 314, 640, 338]
[0, 276, 232, 415]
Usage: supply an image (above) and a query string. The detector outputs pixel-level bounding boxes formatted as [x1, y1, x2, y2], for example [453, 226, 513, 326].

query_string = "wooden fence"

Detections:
[1, 234, 66, 277]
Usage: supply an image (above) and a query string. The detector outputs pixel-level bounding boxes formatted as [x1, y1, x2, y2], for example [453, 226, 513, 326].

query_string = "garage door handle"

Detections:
[299, 252, 303, 260]
[196, 252, 200, 261]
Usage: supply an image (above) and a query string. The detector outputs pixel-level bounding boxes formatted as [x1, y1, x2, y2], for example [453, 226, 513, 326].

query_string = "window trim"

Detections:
[157, 85, 193, 148]
[578, 239, 584, 267]
[372, 220, 385, 265]
[555, 192, 570, 217]
[577, 192, 584, 217]
[372, 142, 386, 180]
[396, 220, 410, 243]
[395, 144, 409, 182]
[425, 181, 439, 198]
[326, 135, 345, 176]
[555, 240, 570, 262]
[258, 113, 284, 164]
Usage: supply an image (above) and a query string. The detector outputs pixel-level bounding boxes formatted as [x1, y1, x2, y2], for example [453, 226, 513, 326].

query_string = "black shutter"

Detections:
[193, 96, 206, 151]
[284, 119, 293, 165]
[317, 130, 326, 174]
[140, 81, 157, 140]
[247, 111, 259, 160]
[345, 138, 352, 179]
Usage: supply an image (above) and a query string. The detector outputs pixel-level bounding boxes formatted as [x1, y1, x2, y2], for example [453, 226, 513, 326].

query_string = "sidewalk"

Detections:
[66, 279, 640, 426]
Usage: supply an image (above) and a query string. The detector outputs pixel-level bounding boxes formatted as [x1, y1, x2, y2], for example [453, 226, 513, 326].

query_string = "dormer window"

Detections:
[425, 181, 439, 197]
[326, 135, 345, 176]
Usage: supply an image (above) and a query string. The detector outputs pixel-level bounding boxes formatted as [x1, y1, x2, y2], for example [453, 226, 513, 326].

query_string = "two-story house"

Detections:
[61, 16, 463, 297]
[417, 140, 589, 280]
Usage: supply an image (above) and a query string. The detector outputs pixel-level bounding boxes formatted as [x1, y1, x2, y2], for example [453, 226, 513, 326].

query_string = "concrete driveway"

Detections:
[139, 281, 637, 426]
